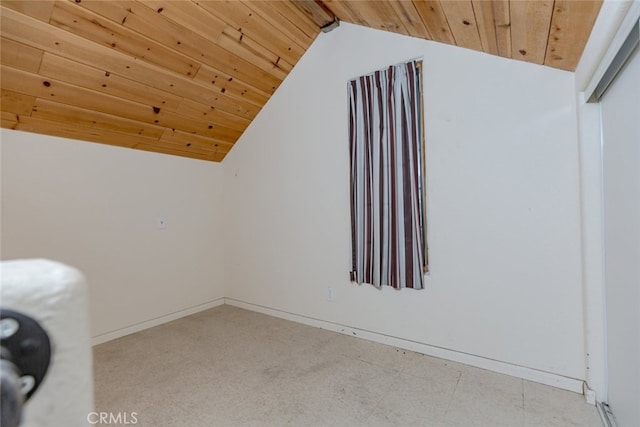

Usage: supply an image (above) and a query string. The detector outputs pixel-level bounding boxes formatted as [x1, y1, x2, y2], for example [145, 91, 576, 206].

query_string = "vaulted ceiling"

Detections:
[1, 1, 602, 162]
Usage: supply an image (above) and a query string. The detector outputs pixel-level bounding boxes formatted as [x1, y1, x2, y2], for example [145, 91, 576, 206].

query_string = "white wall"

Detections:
[0, 21, 591, 388]
[1, 130, 225, 341]
[574, 0, 639, 402]
[222, 23, 586, 381]
[601, 46, 640, 426]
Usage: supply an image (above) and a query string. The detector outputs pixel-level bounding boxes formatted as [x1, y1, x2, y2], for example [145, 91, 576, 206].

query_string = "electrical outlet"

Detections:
[326, 287, 335, 302]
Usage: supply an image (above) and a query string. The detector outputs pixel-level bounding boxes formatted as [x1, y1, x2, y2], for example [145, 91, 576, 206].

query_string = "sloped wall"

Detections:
[0, 130, 225, 340]
[222, 23, 585, 381]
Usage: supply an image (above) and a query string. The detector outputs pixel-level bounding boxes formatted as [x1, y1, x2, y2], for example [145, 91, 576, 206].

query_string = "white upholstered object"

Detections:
[1, 259, 93, 426]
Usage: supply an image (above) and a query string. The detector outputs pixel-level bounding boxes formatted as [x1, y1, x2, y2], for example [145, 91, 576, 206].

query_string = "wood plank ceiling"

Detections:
[1, 1, 602, 162]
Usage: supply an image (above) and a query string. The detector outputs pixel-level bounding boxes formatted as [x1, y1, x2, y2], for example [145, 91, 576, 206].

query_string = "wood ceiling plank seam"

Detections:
[376, 1, 413, 36]
[412, 1, 456, 45]
[0, 64, 170, 126]
[160, 128, 234, 151]
[36, 52, 252, 134]
[161, 131, 234, 151]
[1, 6, 160, 82]
[471, 0, 499, 56]
[287, 0, 336, 29]
[190, 66, 270, 111]
[374, 1, 413, 36]
[541, 0, 559, 68]
[1, 111, 19, 129]
[221, 24, 295, 73]
[151, 144, 228, 158]
[140, 0, 304, 67]
[13, 107, 229, 161]
[176, 111, 251, 136]
[191, 65, 271, 108]
[50, 1, 201, 78]
[278, 1, 322, 40]
[167, 117, 243, 142]
[439, 0, 483, 51]
[545, 0, 566, 66]
[172, 82, 262, 121]
[340, 1, 410, 35]
[235, 2, 307, 64]
[195, 0, 306, 64]
[252, 1, 320, 43]
[0, 37, 45, 73]
[138, 0, 228, 45]
[510, 0, 554, 64]
[2, 4, 272, 103]
[242, 1, 317, 49]
[0, 6, 267, 120]
[157, 135, 229, 156]
[543, 0, 603, 71]
[1, 89, 37, 116]
[0, 64, 239, 142]
[142, 133, 231, 155]
[155, 111, 243, 143]
[31, 97, 166, 140]
[321, 1, 367, 26]
[177, 97, 253, 132]
[74, 0, 282, 92]
[218, 27, 292, 80]
[387, 1, 432, 40]
[10, 115, 152, 149]
[3, 41, 258, 130]
[492, 0, 512, 58]
[151, 97, 249, 140]
[38, 51, 184, 112]
[237, 0, 314, 54]
[1, 0, 55, 23]
[192, 42, 283, 96]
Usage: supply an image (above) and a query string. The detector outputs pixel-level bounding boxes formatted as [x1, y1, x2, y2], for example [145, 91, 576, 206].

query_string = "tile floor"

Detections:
[93, 305, 603, 427]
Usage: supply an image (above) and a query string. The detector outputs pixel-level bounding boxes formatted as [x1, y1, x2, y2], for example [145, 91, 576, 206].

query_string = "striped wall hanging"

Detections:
[348, 59, 428, 290]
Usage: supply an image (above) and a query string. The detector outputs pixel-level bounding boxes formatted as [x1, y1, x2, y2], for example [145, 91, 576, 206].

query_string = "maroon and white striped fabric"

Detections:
[348, 60, 427, 290]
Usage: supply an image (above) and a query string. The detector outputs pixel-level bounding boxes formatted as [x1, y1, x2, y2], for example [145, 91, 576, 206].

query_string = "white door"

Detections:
[601, 44, 640, 427]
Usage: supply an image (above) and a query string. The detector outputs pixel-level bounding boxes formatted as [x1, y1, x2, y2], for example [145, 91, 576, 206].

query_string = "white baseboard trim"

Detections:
[91, 298, 225, 345]
[225, 298, 585, 394]
[583, 383, 597, 405]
